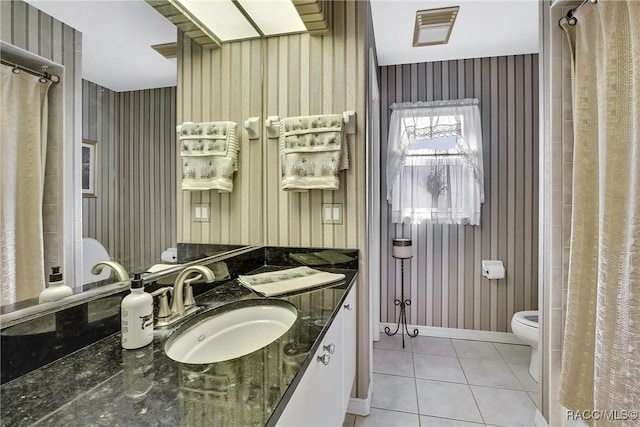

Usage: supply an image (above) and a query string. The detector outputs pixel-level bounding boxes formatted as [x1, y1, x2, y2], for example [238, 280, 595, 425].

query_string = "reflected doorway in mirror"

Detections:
[81, 139, 97, 198]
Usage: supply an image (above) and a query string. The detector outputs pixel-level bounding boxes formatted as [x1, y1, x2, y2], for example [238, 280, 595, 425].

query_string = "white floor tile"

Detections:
[413, 354, 467, 384]
[355, 408, 420, 427]
[373, 349, 414, 377]
[411, 336, 457, 357]
[420, 415, 485, 426]
[528, 391, 540, 409]
[508, 362, 539, 392]
[371, 373, 418, 414]
[471, 385, 537, 426]
[459, 358, 523, 390]
[494, 343, 531, 364]
[374, 333, 413, 352]
[415, 379, 484, 423]
[452, 340, 502, 360]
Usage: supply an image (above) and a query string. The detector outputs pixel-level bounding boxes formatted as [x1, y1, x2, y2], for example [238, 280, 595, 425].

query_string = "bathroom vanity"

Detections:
[0, 247, 358, 427]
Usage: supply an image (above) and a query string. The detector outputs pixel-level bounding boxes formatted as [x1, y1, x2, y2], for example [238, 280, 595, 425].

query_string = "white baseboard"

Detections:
[535, 409, 548, 427]
[347, 381, 372, 416]
[379, 323, 525, 345]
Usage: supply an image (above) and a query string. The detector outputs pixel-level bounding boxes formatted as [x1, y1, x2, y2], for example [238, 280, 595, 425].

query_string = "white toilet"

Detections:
[82, 238, 111, 284]
[511, 310, 539, 382]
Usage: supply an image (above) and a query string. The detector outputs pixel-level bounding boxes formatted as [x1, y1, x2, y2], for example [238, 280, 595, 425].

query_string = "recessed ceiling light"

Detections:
[174, 0, 260, 42]
[413, 6, 459, 47]
[238, 0, 306, 36]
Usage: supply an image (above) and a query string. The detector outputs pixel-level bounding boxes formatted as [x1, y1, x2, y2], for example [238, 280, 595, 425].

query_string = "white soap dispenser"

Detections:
[121, 272, 154, 349]
[39, 266, 73, 303]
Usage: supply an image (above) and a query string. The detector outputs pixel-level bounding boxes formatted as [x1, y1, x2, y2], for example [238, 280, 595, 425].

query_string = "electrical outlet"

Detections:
[322, 203, 343, 224]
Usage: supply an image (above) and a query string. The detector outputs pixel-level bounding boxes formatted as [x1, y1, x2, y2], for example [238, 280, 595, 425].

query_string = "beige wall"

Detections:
[176, 36, 263, 246]
[176, 0, 369, 399]
[1, 0, 82, 284]
[379, 55, 539, 333]
[82, 80, 177, 273]
[262, 2, 366, 251]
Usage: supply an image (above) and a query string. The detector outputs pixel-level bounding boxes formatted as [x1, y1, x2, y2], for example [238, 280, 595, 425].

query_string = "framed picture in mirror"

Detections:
[82, 139, 97, 198]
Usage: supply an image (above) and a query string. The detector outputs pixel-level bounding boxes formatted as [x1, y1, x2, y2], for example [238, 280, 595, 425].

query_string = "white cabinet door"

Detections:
[277, 306, 344, 427]
[341, 287, 357, 413]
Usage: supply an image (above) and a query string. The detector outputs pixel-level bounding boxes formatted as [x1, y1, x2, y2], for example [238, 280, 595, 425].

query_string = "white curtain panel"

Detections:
[386, 99, 484, 225]
[560, 1, 640, 423]
[0, 64, 52, 305]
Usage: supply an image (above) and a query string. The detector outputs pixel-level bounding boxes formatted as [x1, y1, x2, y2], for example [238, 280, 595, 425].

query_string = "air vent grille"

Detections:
[413, 6, 459, 47]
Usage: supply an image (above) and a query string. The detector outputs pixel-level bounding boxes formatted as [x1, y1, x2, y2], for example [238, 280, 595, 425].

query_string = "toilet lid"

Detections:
[514, 310, 539, 328]
[82, 238, 110, 284]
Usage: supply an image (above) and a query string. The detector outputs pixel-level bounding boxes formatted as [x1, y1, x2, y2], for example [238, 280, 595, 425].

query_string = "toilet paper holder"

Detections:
[481, 260, 505, 279]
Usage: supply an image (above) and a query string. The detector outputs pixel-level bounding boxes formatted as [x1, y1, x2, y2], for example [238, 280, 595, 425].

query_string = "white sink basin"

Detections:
[164, 299, 297, 364]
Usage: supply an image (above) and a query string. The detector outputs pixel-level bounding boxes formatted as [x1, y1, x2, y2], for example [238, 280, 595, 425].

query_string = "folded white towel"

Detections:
[147, 263, 180, 273]
[279, 114, 348, 191]
[238, 267, 345, 297]
[180, 121, 239, 192]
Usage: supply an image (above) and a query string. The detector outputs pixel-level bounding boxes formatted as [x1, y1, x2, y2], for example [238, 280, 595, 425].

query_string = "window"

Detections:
[386, 99, 484, 225]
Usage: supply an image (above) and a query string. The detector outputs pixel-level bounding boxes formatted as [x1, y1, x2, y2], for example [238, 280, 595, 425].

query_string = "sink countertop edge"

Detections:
[0, 266, 358, 427]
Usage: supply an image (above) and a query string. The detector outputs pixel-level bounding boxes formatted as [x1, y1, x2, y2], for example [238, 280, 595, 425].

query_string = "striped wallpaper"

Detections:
[261, 1, 369, 398]
[1, 0, 82, 287]
[262, 1, 366, 250]
[177, 36, 263, 246]
[82, 80, 177, 274]
[379, 55, 539, 333]
[176, 0, 369, 397]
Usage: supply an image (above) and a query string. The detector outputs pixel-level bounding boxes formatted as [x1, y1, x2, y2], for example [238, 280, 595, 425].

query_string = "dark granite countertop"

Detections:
[0, 266, 357, 427]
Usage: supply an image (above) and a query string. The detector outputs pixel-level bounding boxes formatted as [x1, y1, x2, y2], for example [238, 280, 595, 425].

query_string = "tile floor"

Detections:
[343, 334, 539, 427]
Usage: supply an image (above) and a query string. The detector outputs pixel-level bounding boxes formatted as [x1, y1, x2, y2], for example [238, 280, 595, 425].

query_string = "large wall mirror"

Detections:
[0, 0, 263, 320]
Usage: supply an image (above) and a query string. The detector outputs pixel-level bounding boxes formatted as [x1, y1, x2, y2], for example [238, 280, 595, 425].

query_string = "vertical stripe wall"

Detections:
[177, 0, 369, 398]
[262, 1, 366, 251]
[262, 0, 369, 399]
[82, 80, 177, 274]
[1, 0, 82, 286]
[380, 55, 539, 333]
[177, 36, 263, 246]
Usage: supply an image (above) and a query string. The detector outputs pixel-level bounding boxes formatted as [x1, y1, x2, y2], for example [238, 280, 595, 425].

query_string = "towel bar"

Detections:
[265, 111, 357, 140]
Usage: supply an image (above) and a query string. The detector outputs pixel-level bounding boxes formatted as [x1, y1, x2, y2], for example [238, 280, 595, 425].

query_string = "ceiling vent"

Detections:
[413, 6, 459, 47]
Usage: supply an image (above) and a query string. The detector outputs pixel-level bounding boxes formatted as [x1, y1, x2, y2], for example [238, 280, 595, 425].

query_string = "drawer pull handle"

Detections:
[323, 343, 336, 354]
[317, 353, 330, 365]
[344, 303, 353, 310]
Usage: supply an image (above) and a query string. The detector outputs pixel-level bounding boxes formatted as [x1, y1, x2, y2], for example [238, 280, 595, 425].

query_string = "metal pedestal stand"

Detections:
[384, 256, 418, 348]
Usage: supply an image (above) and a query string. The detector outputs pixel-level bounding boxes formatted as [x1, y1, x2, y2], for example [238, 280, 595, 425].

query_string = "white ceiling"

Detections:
[25, 0, 177, 92]
[24, 1, 539, 91]
[370, 0, 539, 66]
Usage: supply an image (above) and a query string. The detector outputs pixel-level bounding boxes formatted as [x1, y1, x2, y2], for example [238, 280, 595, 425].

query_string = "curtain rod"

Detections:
[561, 0, 597, 27]
[408, 153, 461, 158]
[390, 98, 479, 111]
[0, 59, 60, 84]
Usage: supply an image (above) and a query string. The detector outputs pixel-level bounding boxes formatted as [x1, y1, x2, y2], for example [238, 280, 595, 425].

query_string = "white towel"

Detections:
[180, 121, 239, 192]
[238, 267, 345, 297]
[279, 114, 348, 191]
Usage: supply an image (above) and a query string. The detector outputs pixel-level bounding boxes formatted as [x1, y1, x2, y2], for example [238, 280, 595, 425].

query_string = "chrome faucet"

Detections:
[171, 266, 215, 315]
[154, 265, 215, 327]
[91, 261, 129, 282]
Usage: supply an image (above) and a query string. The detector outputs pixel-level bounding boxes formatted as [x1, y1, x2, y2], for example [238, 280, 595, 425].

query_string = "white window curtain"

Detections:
[386, 98, 484, 225]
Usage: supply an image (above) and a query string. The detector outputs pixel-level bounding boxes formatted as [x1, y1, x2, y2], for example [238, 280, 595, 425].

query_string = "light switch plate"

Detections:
[322, 203, 343, 224]
[193, 203, 210, 222]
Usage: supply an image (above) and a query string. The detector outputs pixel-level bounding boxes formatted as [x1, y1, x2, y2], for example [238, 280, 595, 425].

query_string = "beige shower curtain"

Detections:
[560, 1, 640, 424]
[0, 64, 52, 305]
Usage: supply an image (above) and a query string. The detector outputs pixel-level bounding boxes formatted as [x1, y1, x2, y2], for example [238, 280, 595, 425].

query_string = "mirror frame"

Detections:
[1, 0, 267, 324]
[0, 245, 262, 329]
